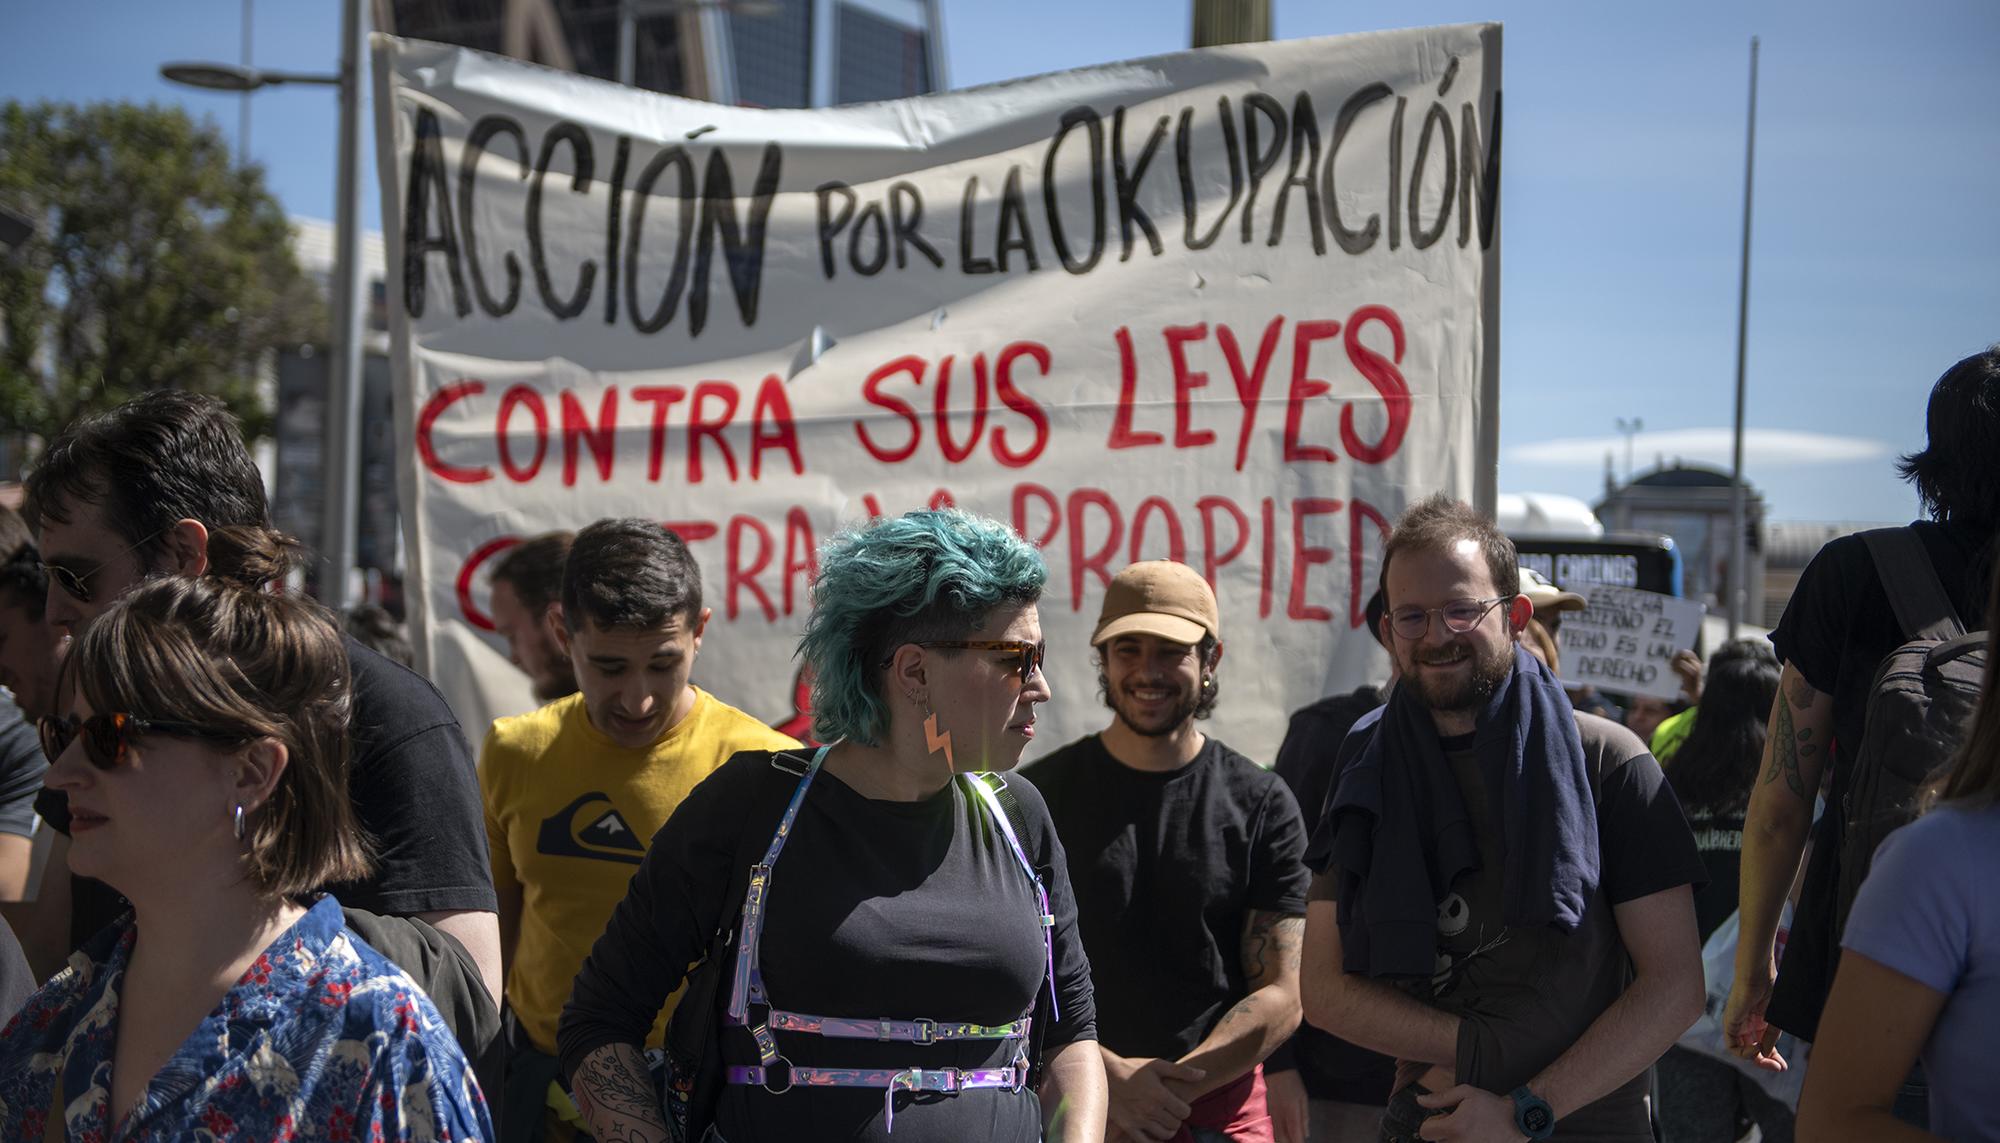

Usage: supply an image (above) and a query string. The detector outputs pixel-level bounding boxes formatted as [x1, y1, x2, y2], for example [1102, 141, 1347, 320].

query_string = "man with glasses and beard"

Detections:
[1028, 560, 1309, 1143]
[1299, 495, 1706, 1142]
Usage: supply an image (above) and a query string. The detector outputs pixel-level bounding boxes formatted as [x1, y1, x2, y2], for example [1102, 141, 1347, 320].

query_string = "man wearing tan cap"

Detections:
[1026, 560, 1309, 1143]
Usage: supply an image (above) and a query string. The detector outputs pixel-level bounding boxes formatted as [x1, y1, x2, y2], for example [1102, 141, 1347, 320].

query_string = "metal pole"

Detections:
[617, 0, 637, 86]
[1727, 37, 1759, 638]
[321, 0, 366, 611]
[239, 0, 254, 160]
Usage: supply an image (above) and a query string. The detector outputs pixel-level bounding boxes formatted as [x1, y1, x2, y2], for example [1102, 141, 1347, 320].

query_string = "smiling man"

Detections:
[1029, 559, 1308, 1143]
[1300, 495, 1705, 1142]
[478, 517, 798, 1142]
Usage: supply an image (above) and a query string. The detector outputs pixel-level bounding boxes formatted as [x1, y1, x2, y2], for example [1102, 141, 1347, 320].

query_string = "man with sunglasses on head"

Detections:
[20, 391, 505, 1010]
[1028, 559, 1309, 1143]
[1299, 495, 1706, 1142]
[479, 518, 797, 1142]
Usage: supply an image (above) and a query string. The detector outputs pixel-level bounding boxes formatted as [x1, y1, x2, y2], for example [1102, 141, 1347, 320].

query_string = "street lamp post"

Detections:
[160, 0, 367, 612]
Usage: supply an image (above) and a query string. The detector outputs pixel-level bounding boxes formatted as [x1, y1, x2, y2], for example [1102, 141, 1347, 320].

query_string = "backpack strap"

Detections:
[1862, 528, 1966, 643]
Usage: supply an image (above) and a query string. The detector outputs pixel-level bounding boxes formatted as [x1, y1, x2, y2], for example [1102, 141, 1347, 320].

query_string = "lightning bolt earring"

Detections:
[923, 708, 955, 773]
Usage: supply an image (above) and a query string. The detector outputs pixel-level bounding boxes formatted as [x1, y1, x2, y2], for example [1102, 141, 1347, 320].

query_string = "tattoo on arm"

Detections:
[1763, 683, 1813, 802]
[572, 1044, 669, 1143]
[1242, 910, 1305, 989]
[1784, 671, 1815, 709]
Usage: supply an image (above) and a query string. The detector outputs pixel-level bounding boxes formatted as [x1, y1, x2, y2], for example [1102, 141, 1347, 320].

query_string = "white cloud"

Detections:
[1506, 428, 1890, 469]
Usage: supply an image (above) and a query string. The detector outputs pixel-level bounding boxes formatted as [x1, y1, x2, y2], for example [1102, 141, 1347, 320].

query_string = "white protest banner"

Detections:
[371, 25, 1501, 764]
[1558, 585, 1706, 701]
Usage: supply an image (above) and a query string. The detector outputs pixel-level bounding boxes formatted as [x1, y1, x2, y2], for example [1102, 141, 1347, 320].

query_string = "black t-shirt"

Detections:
[39, 635, 497, 942]
[1025, 734, 1310, 1061]
[1683, 805, 1745, 944]
[1310, 714, 1704, 1140]
[1270, 687, 1395, 1104]
[561, 751, 1097, 1143]
[0, 695, 45, 839]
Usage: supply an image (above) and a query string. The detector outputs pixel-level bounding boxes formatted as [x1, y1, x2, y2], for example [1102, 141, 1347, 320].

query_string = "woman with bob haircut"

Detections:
[562, 508, 1106, 1143]
[0, 576, 491, 1141]
[1794, 558, 2000, 1143]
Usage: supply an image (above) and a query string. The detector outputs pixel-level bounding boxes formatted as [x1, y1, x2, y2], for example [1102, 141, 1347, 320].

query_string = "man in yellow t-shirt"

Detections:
[481, 518, 799, 1141]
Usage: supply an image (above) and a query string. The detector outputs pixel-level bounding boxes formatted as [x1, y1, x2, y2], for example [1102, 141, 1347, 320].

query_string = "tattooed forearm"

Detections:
[1242, 911, 1305, 989]
[572, 1043, 671, 1143]
[1784, 670, 1815, 709]
[1764, 685, 1811, 801]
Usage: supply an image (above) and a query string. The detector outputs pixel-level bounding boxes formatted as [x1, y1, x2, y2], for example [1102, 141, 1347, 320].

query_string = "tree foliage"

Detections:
[0, 101, 323, 454]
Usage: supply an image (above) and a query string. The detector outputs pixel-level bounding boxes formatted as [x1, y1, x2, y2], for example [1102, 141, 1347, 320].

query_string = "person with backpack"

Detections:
[1651, 641, 1789, 1143]
[1795, 560, 2000, 1142]
[559, 509, 1105, 1143]
[1724, 347, 2000, 1119]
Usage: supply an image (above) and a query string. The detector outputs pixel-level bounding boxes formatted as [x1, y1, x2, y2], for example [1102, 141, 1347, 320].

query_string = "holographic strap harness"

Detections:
[721, 747, 1058, 1131]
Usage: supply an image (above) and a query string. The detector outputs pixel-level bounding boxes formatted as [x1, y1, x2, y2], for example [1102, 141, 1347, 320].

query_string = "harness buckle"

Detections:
[760, 1055, 795, 1095]
[912, 1018, 937, 1044]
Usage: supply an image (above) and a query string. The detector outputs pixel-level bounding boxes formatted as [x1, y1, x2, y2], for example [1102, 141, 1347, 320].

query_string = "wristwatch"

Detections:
[1510, 1086, 1555, 1140]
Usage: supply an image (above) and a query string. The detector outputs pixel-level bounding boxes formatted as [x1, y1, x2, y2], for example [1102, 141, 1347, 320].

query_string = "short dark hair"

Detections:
[1897, 347, 2000, 531]
[492, 531, 575, 614]
[23, 391, 270, 572]
[561, 518, 703, 633]
[0, 544, 46, 620]
[1379, 493, 1519, 606]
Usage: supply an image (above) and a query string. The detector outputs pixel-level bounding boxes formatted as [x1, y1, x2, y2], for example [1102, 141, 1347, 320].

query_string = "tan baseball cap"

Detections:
[1091, 560, 1220, 647]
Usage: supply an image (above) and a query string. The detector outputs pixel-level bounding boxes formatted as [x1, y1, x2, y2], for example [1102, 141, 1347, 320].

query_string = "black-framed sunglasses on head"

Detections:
[880, 640, 1046, 683]
[1388, 597, 1509, 641]
[38, 712, 246, 770]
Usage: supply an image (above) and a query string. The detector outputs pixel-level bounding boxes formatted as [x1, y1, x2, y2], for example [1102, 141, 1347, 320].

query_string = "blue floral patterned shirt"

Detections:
[0, 894, 492, 1141]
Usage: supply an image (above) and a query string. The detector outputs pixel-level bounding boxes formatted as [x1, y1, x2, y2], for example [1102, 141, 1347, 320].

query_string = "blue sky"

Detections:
[4, 0, 1995, 524]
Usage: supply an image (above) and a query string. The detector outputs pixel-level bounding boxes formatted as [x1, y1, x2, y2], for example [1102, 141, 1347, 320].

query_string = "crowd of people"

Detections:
[0, 346, 1992, 1142]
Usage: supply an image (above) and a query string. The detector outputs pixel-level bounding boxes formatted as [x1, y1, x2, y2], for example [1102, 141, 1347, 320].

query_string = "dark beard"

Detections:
[534, 664, 580, 703]
[1099, 669, 1201, 737]
[1401, 641, 1514, 716]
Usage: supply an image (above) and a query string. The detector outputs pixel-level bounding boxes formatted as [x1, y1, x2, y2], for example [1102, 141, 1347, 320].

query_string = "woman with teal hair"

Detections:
[561, 509, 1107, 1143]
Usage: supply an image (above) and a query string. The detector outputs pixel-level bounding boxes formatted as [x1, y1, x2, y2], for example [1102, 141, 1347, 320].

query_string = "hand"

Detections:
[1265, 1066, 1308, 1143]
[1671, 650, 1703, 704]
[1721, 968, 1789, 1072]
[1414, 1085, 1524, 1141]
[1102, 1051, 1206, 1142]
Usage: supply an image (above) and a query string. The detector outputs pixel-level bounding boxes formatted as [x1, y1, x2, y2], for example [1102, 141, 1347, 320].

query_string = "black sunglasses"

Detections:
[879, 640, 1047, 683]
[39, 526, 170, 605]
[38, 712, 247, 770]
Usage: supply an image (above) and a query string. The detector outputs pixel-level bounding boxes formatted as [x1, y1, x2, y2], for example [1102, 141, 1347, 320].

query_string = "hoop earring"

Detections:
[233, 803, 246, 841]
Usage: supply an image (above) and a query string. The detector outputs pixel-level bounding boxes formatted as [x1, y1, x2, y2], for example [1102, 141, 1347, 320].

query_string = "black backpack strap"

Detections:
[1862, 528, 1965, 643]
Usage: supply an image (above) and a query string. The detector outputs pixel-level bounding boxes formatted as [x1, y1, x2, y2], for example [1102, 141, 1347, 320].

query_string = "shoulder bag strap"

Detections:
[964, 772, 1058, 1024]
[1862, 528, 1965, 642]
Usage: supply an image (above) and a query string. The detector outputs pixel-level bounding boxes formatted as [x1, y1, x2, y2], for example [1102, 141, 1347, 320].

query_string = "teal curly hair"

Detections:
[800, 509, 1047, 746]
